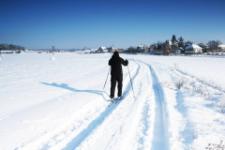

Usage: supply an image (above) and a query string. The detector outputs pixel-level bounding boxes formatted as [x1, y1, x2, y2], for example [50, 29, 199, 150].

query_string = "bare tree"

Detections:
[163, 40, 171, 55]
[207, 40, 222, 51]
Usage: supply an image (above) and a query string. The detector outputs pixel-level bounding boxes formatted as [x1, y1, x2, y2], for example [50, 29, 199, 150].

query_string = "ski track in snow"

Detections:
[135, 60, 170, 150]
[60, 61, 141, 150]
[148, 65, 169, 150]
[94, 62, 152, 150]
[175, 69, 225, 94]
[168, 63, 225, 149]
[15, 58, 215, 150]
[4, 54, 224, 150]
[18, 60, 146, 150]
[175, 91, 195, 149]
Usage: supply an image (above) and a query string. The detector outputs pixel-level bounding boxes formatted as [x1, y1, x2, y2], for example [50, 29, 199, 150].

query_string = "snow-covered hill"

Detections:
[0, 53, 224, 150]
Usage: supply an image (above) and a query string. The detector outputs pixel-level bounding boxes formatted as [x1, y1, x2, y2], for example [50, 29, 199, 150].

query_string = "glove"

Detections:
[124, 59, 128, 66]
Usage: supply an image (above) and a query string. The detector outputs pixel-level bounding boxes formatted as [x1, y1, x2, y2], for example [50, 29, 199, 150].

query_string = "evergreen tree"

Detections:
[178, 36, 184, 48]
[0, 44, 25, 50]
[171, 35, 177, 44]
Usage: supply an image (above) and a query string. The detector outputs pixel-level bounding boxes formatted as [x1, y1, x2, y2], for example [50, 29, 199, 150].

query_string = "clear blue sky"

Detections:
[0, 0, 224, 49]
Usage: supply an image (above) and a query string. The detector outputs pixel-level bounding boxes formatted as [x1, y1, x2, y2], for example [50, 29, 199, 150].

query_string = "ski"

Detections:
[110, 96, 124, 103]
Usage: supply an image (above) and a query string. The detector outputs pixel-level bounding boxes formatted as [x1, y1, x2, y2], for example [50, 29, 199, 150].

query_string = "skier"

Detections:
[108, 51, 128, 99]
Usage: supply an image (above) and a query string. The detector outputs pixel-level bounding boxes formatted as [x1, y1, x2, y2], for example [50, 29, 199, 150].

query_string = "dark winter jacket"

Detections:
[108, 52, 128, 76]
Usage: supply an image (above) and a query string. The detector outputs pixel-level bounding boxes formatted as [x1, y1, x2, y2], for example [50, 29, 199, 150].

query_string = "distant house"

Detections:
[185, 44, 203, 54]
[0, 44, 25, 54]
[0, 49, 22, 54]
[124, 45, 149, 54]
[218, 44, 225, 51]
[198, 43, 208, 53]
[149, 43, 164, 55]
[152, 49, 164, 55]
[107, 47, 119, 53]
[95, 46, 108, 53]
[137, 45, 149, 53]
[79, 49, 92, 54]
[107, 47, 113, 53]
[172, 47, 184, 54]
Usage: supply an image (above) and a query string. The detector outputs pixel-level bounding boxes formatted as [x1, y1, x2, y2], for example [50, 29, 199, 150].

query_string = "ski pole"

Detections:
[103, 68, 110, 90]
[127, 66, 136, 100]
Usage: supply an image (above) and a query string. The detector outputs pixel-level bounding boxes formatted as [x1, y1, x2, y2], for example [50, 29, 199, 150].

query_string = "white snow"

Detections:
[0, 53, 225, 150]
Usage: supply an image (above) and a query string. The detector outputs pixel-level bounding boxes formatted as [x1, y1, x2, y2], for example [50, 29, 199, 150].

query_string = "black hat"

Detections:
[113, 51, 119, 57]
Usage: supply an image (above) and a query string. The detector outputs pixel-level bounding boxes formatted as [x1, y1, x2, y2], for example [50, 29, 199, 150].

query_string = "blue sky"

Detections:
[0, 0, 224, 49]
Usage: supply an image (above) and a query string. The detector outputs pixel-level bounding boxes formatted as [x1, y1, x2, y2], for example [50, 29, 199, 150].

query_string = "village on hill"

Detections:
[1, 35, 225, 56]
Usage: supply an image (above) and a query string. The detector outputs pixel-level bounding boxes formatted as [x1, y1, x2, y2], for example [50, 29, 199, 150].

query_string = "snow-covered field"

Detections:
[0, 53, 225, 150]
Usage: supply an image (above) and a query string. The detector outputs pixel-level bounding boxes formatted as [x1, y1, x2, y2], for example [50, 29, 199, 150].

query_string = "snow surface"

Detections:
[0, 53, 225, 150]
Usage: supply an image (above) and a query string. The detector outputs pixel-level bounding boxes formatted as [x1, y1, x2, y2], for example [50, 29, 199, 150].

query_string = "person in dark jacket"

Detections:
[108, 51, 128, 99]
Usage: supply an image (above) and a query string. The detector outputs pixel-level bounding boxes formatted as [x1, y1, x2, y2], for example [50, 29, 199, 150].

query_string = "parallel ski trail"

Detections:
[101, 62, 153, 150]
[176, 91, 195, 149]
[16, 61, 140, 150]
[164, 67, 197, 149]
[170, 66, 223, 149]
[149, 65, 169, 150]
[72, 61, 156, 150]
[51, 61, 141, 150]
[175, 68, 225, 93]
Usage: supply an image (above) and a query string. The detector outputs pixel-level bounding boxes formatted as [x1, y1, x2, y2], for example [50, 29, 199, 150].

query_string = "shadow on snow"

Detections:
[41, 82, 109, 101]
[41, 62, 140, 150]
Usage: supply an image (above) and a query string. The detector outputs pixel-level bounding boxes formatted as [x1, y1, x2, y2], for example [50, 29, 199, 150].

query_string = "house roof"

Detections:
[185, 44, 202, 50]
[99, 46, 106, 50]
[219, 44, 225, 49]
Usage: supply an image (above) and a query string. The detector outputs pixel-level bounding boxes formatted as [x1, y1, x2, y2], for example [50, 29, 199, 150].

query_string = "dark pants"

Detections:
[110, 75, 123, 98]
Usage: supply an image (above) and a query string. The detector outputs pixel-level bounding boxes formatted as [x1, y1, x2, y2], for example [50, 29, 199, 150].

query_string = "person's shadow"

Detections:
[41, 82, 109, 101]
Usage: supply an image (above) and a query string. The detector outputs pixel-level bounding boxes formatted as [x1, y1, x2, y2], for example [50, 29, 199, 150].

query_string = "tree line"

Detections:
[0, 44, 25, 51]
[150, 35, 223, 55]
[123, 35, 224, 55]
